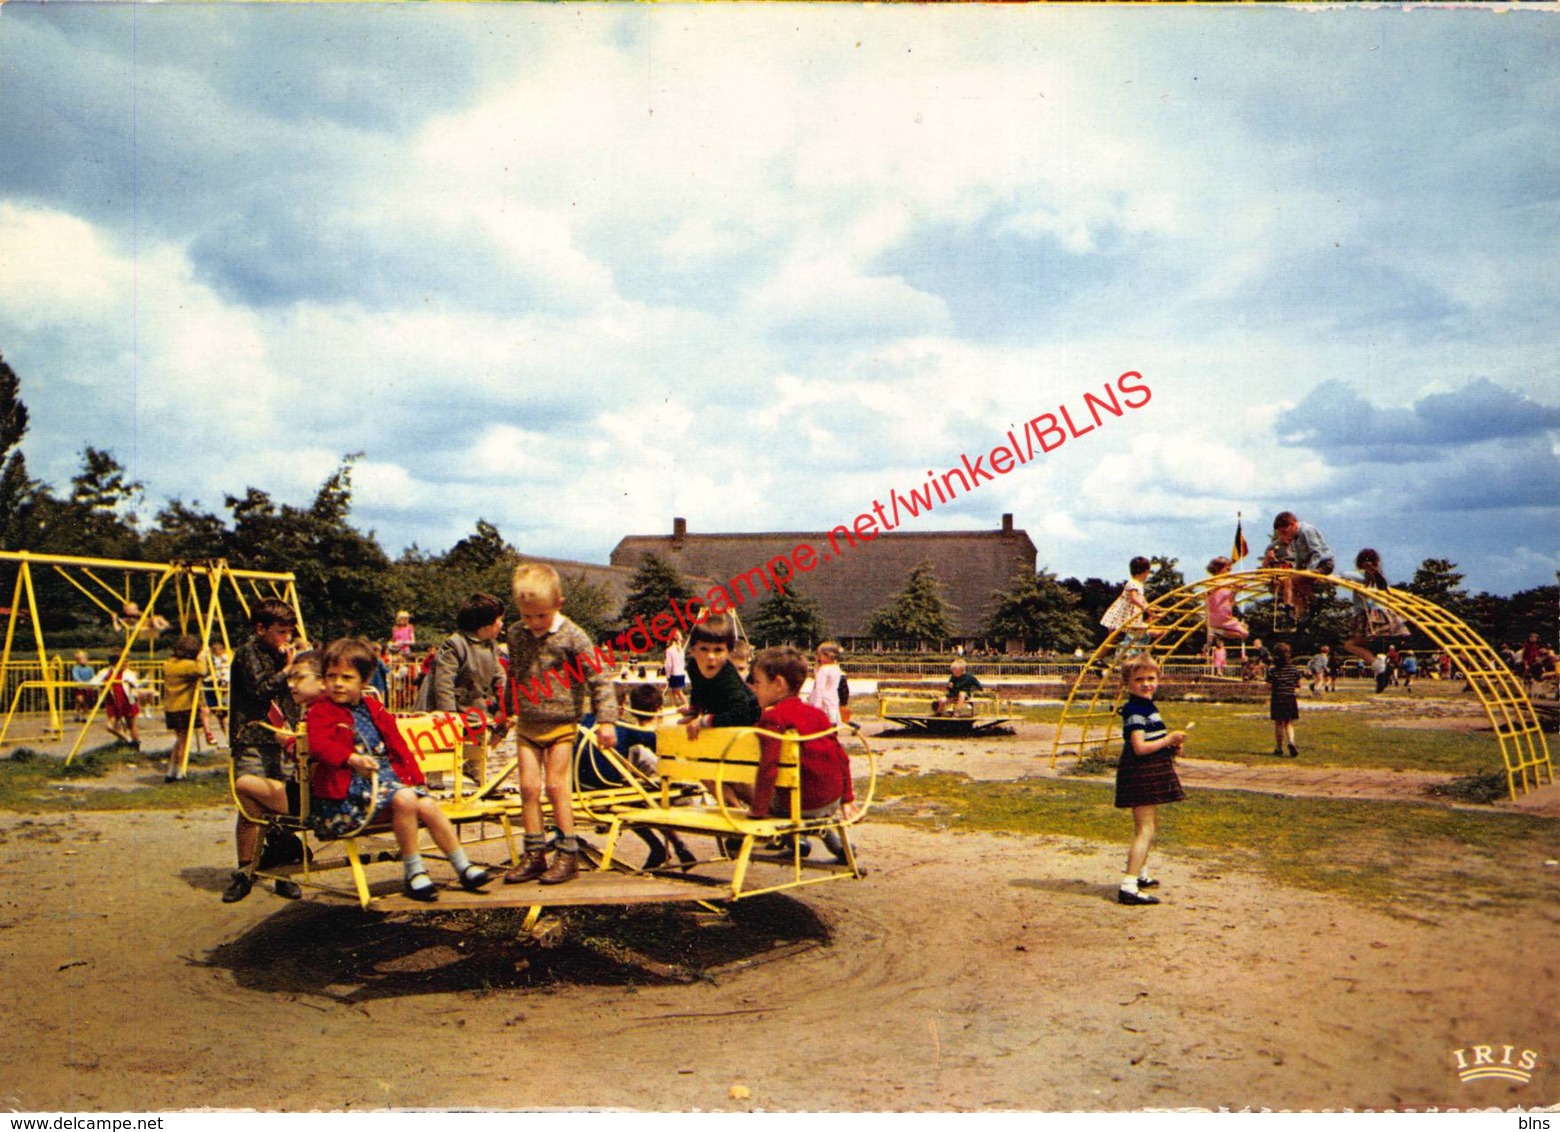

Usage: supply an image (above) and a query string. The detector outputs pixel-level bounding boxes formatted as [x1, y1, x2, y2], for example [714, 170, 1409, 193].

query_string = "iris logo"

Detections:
[1450, 1044, 1540, 1085]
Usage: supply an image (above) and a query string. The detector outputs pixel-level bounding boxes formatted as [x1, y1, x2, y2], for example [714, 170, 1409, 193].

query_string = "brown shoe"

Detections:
[504, 850, 549, 884]
[538, 850, 579, 885]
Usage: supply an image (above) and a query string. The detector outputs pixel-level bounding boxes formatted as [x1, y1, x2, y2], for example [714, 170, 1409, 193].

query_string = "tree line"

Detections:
[1, 353, 1550, 655]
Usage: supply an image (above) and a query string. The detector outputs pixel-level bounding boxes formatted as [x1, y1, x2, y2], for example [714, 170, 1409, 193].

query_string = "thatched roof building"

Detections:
[609, 516, 1038, 639]
[514, 553, 714, 617]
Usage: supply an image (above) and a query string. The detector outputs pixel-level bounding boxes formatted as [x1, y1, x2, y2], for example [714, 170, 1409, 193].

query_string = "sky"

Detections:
[0, 3, 1557, 596]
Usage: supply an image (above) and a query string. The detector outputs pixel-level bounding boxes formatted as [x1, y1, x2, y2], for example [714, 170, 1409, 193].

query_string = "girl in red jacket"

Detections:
[306, 638, 490, 901]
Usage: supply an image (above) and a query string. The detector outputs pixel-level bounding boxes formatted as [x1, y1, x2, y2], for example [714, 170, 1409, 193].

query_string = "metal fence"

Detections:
[849, 658, 1217, 681]
[1, 657, 184, 730]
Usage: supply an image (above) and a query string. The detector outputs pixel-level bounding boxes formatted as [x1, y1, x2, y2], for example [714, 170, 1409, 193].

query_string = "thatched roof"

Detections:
[609, 516, 1037, 638]
[514, 554, 721, 618]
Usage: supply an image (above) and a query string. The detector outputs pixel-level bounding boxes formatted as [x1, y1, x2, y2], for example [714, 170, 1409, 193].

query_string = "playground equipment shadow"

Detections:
[198, 893, 830, 1004]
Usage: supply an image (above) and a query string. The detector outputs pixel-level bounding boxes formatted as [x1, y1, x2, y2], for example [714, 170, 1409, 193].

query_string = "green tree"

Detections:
[71, 446, 143, 521]
[1145, 555, 1185, 602]
[561, 572, 618, 644]
[1062, 576, 1118, 641]
[224, 457, 397, 641]
[445, 519, 512, 572]
[32, 447, 144, 563]
[983, 567, 1093, 653]
[749, 585, 828, 647]
[1404, 558, 1472, 621]
[619, 553, 694, 626]
[1494, 585, 1558, 648]
[868, 559, 956, 645]
[143, 499, 231, 562]
[394, 521, 521, 637]
[0, 353, 38, 551]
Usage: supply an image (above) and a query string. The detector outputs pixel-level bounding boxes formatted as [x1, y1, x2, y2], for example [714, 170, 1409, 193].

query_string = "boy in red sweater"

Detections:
[744, 646, 854, 861]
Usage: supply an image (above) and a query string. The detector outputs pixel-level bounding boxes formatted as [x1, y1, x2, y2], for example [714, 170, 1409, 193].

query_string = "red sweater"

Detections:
[306, 696, 425, 801]
[748, 695, 853, 818]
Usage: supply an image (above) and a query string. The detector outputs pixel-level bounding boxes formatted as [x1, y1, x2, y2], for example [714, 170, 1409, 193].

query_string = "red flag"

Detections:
[1232, 516, 1249, 564]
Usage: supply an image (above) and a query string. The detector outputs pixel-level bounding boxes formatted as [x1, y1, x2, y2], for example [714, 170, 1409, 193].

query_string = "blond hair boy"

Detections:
[502, 562, 617, 886]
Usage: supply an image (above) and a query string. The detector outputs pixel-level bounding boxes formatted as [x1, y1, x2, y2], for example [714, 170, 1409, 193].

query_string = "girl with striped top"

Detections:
[1266, 641, 1303, 758]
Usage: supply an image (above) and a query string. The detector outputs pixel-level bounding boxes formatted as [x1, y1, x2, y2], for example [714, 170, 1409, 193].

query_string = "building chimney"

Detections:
[673, 517, 687, 538]
[1002, 513, 1014, 533]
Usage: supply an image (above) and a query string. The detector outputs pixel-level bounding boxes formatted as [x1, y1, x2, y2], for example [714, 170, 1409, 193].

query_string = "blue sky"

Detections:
[1, 4, 1556, 595]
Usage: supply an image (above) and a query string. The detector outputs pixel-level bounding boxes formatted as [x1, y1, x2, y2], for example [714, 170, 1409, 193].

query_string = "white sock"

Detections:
[1120, 874, 1139, 893]
[1138, 873, 1153, 884]
[404, 855, 433, 890]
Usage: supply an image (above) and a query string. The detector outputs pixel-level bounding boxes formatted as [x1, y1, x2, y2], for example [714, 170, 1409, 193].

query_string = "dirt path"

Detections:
[2, 698, 1556, 1112]
[863, 715, 1560, 817]
[1, 800, 1555, 1112]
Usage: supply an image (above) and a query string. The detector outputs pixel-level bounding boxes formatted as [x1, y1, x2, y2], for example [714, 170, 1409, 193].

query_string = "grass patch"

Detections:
[874, 771, 1560, 910]
[1067, 749, 1118, 777]
[0, 742, 230, 812]
[1060, 697, 1505, 776]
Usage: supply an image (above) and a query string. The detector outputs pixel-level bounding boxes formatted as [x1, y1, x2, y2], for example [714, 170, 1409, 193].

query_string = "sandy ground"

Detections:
[2, 702, 1557, 1112]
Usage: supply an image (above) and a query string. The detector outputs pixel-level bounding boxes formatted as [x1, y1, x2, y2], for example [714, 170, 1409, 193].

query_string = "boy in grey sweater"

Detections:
[502, 562, 617, 886]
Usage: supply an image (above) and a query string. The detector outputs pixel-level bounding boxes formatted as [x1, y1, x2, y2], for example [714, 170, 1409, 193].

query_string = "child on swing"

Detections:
[502, 562, 618, 886]
[94, 660, 142, 749]
[1114, 654, 1186, 906]
[306, 637, 491, 901]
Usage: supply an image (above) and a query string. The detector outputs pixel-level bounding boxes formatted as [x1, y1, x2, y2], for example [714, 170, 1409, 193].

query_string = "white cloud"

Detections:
[2, 7, 1556, 595]
[742, 255, 950, 337]
[470, 424, 542, 478]
[0, 203, 299, 464]
[0, 204, 130, 322]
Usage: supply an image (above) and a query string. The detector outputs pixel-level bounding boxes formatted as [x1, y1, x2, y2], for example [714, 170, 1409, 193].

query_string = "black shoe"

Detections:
[458, 865, 491, 892]
[221, 870, 253, 903]
[1272, 748, 1285, 758]
[1117, 888, 1160, 906]
[404, 875, 439, 902]
[273, 879, 303, 900]
[1136, 876, 1160, 889]
[164, 775, 178, 784]
[1287, 744, 1300, 759]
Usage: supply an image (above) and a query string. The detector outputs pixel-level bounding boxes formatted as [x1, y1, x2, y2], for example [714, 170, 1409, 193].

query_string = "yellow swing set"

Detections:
[0, 550, 307, 766]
